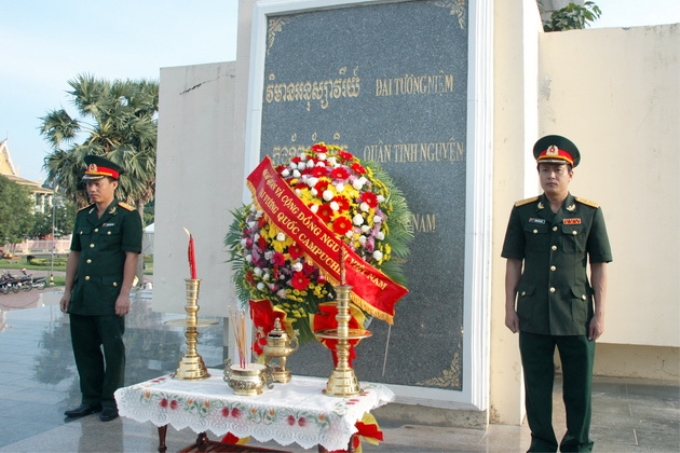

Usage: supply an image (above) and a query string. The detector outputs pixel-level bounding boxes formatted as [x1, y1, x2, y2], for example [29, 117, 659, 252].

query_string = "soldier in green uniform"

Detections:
[502, 135, 612, 452]
[60, 155, 142, 422]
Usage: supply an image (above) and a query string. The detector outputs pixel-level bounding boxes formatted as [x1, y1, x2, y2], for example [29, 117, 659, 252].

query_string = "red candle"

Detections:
[184, 228, 197, 279]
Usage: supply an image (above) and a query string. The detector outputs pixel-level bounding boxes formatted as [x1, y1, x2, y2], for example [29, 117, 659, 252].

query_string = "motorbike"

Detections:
[0, 270, 47, 293]
[0, 272, 14, 294]
[19, 269, 47, 291]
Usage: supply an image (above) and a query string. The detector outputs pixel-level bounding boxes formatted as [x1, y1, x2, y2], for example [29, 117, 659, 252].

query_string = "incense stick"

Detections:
[230, 305, 248, 369]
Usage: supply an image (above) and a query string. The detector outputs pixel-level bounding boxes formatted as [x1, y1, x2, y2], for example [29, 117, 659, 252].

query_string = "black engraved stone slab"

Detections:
[258, 0, 468, 390]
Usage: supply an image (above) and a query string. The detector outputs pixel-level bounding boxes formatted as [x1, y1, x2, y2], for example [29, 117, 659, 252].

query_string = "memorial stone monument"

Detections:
[254, 0, 469, 391]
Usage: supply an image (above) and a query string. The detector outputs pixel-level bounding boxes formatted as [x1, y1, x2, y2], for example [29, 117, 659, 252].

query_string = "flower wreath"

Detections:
[225, 143, 412, 346]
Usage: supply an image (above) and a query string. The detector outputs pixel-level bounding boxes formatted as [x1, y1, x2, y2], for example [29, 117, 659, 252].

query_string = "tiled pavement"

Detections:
[0, 289, 678, 452]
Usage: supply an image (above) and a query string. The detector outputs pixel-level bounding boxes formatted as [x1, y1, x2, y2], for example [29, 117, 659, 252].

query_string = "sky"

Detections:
[1, 0, 679, 184]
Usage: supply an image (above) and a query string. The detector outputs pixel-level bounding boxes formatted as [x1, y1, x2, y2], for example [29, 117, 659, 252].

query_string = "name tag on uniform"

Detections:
[529, 218, 545, 224]
[103, 223, 116, 227]
[563, 219, 582, 225]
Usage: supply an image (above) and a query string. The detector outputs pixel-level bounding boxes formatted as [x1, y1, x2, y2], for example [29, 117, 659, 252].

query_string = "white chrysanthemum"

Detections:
[317, 153, 327, 161]
[358, 235, 367, 245]
[276, 289, 287, 298]
[240, 238, 247, 247]
[299, 152, 307, 161]
[307, 177, 318, 187]
[276, 232, 286, 242]
[253, 267, 263, 277]
[247, 221, 257, 229]
[327, 157, 337, 166]
[373, 215, 383, 224]
[345, 230, 354, 238]
[352, 179, 364, 190]
[295, 189, 302, 196]
[257, 282, 266, 291]
[373, 250, 383, 261]
[245, 254, 253, 263]
[330, 201, 340, 211]
[311, 188, 318, 196]
[377, 194, 385, 203]
[361, 225, 371, 233]
[264, 250, 273, 260]
[310, 204, 319, 213]
[323, 190, 334, 201]
[306, 159, 315, 168]
[263, 273, 270, 281]
[291, 262, 303, 272]
[376, 231, 385, 240]
[335, 183, 345, 193]
[360, 202, 370, 212]
[281, 168, 290, 177]
[353, 214, 364, 226]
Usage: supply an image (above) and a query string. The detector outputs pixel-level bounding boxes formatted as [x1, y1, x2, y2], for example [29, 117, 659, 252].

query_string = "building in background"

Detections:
[0, 139, 53, 214]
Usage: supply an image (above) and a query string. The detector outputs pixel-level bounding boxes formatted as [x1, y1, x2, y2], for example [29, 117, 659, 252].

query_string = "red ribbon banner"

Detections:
[246, 156, 408, 324]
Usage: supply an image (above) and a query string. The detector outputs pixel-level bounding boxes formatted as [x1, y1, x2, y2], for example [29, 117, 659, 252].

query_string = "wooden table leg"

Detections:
[318, 434, 356, 453]
[195, 431, 209, 447]
[157, 425, 168, 453]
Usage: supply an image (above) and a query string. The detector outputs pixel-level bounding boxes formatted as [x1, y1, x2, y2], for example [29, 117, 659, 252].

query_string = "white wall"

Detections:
[538, 25, 680, 348]
[154, 62, 241, 317]
[490, 0, 544, 426]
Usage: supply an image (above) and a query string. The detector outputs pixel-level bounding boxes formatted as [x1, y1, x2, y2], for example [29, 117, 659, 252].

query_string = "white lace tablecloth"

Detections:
[114, 369, 394, 451]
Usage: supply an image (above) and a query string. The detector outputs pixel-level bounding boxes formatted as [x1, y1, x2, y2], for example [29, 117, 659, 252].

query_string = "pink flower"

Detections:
[272, 252, 286, 266]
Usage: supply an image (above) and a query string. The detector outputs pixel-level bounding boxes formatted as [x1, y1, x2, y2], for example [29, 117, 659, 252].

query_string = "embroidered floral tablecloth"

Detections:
[114, 369, 395, 451]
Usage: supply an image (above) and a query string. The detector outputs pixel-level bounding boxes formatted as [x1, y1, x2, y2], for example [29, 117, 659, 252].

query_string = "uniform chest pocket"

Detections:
[560, 224, 586, 253]
[75, 226, 92, 248]
[523, 223, 549, 252]
[96, 224, 122, 248]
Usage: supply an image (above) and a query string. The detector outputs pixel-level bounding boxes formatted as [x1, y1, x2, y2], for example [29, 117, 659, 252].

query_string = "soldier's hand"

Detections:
[115, 293, 131, 317]
[505, 310, 519, 334]
[588, 313, 604, 340]
[59, 293, 69, 313]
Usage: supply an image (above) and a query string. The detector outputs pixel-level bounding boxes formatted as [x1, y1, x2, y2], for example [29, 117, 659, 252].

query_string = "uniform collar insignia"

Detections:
[88, 207, 95, 214]
[537, 201, 544, 210]
[566, 204, 576, 211]
[108, 206, 117, 215]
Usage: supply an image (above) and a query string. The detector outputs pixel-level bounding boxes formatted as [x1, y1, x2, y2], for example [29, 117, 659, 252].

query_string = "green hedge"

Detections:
[29, 258, 68, 267]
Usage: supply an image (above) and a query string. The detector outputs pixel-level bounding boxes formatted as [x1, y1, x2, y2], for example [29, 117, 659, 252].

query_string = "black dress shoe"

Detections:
[64, 404, 102, 417]
[99, 407, 119, 422]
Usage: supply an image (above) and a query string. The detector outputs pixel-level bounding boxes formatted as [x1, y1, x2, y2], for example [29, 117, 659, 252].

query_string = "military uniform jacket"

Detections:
[68, 200, 143, 316]
[501, 193, 612, 336]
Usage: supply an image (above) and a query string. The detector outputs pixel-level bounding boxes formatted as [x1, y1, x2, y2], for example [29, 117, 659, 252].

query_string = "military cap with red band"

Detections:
[533, 134, 581, 168]
[82, 155, 124, 180]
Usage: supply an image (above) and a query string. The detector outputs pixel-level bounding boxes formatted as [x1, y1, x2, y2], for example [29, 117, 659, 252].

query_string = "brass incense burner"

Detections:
[223, 360, 273, 396]
[262, 318, 299, 383]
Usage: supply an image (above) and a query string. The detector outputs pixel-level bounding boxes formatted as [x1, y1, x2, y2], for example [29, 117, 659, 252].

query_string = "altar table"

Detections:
[114, 369, 395, 452]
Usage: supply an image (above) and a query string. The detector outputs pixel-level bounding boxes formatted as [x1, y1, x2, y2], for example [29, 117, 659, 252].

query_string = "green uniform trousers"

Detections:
[69, 313, 125, 409]
[519, 332, 595, 453]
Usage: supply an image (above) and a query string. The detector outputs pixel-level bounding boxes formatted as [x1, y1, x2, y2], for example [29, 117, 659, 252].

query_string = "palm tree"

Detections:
[40, 74, 159, 283]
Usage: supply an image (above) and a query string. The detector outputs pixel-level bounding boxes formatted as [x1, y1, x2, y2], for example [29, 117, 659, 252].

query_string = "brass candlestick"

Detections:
[315, 285, 372, 397]
[169, 279, 215, 380]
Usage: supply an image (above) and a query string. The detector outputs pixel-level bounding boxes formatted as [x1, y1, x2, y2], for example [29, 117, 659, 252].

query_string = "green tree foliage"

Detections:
[541, 1, 602, 32]
[40, 74, 158, 212]
[0, 175, 35, 252]
[28, 202, 76, 239]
